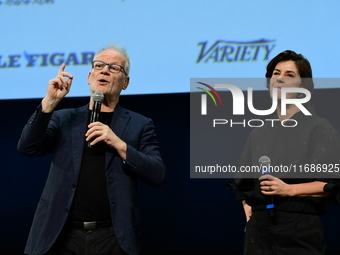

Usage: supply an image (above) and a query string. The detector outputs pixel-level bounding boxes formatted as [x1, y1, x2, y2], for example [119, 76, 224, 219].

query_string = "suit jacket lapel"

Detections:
[70, 105, 88, 177]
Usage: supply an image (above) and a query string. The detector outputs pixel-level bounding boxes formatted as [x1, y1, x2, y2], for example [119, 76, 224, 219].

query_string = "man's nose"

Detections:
[101, 64, 110, 74]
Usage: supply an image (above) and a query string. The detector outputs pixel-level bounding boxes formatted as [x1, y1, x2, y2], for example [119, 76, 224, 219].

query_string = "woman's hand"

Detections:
[259, 174, 329, 197]
[242, 200, 252, 222]
[259, 174, 292, 196]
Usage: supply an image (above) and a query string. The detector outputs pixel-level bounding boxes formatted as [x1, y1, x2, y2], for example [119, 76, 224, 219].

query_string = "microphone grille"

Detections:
[92, 91, 104, 103]
[259, 156, 270, 165]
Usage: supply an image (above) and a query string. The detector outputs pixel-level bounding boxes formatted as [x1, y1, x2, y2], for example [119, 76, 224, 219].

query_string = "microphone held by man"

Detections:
[88, 91, 104, 148]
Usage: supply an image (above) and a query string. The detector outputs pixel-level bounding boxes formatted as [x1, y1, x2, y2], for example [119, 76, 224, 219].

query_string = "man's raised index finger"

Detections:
[59, 63, 66, 73]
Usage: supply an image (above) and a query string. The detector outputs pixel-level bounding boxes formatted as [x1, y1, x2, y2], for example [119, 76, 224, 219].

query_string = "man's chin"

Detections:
[91, 86, 106, 94]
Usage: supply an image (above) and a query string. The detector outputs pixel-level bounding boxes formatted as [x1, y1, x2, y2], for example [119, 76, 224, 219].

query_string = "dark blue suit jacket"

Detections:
[18, 104, 166, 255]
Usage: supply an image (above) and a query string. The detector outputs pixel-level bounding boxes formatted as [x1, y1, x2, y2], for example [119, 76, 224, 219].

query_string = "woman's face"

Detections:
[269, 60, 301, 99]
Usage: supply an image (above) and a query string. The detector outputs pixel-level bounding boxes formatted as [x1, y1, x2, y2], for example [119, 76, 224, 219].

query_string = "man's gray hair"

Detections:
[94, 43, 130, 75]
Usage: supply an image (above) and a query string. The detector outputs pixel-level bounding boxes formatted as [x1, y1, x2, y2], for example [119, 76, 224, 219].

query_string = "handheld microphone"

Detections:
[259, 156, 270, 175]
[259, 156, 275, 212]
[88, 91, 104, 148]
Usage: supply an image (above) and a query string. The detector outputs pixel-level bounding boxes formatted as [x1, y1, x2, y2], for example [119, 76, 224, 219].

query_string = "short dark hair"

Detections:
[265, 50, 314, 94]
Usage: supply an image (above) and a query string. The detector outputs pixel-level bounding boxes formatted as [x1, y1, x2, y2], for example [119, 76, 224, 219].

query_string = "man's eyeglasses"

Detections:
[92, 60, 127, 76]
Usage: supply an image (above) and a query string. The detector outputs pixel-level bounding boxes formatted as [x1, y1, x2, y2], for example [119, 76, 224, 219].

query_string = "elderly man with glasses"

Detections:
[18, 44, 166, 255]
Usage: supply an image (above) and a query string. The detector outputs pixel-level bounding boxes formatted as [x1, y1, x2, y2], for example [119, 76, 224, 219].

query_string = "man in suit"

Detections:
[18, 44, 166, 255]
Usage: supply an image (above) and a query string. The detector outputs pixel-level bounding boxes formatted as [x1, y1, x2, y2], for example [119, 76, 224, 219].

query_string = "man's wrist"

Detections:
[117, 141, 127, 161]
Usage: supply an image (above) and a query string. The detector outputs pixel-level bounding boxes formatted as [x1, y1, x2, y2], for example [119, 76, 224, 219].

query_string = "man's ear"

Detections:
[87, 71, 92, 84]
[123, 76, 130, 90]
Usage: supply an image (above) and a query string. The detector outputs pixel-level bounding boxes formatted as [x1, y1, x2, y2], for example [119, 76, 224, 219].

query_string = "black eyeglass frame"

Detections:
[92, 60, 127, 76]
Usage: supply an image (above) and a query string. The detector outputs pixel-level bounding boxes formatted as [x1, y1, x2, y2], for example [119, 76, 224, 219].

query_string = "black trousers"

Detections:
[45, 226, 127, 255]
[244, 210, 325, 255]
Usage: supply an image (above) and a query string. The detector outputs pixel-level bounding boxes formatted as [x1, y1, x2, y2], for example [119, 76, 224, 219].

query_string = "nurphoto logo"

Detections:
[196, 80, 311, 128]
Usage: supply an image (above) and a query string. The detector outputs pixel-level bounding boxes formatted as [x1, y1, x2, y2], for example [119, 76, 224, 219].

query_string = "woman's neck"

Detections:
[277, 104, 301, 122]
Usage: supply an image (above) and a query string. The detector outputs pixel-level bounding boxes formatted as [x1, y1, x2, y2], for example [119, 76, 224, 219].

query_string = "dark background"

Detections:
[1, 89, 340, 254]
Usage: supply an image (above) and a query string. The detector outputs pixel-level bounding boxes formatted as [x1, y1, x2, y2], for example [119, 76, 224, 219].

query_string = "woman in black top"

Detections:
[234, 50, 340, 255]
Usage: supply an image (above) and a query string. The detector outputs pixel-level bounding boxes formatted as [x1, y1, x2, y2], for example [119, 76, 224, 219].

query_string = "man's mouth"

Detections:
[98, 79, 109, 84]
